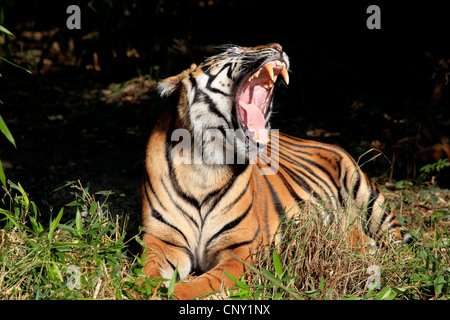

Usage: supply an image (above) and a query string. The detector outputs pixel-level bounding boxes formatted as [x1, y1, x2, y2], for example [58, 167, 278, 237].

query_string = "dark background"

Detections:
[0, 0, 449, 221]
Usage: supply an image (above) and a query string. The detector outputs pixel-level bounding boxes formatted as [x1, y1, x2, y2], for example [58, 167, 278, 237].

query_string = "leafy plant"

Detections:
[418, 158, 450, 185]
[0, 24, 31, 188]
[0, 180, 156, 299]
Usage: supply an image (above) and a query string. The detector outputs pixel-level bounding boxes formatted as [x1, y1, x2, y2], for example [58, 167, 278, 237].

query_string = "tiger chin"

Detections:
[140, 43, 413, 300]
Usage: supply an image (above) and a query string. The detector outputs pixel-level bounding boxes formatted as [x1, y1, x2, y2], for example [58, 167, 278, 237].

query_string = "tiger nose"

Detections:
[270, 43, 283, 52]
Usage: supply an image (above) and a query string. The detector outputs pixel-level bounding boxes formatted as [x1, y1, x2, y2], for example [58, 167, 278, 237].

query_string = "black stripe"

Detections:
[143, 231, 188, 282]
[279, 151, 340, 203]
[189, 73, 232, 129]
[267, 164, 304, 206]
[160, 176, 199, 229]
[143, 185, 190, 246]
[279, 135, 344, 158]
[351, 172, 361, 199]
[375, 206, 391, 236]
[188, 73, 201, 101]
[164, 114, 201, 211]
[204, 62, 233, 96]
[218, 182, 250, 215]
[263, 175, 287, 237]
[390, 221, 401, 229]
[205, 200, 253, 248]
[165, 257, 177, 272]
[204, 94, 232, 128]
[142, 231, 186, 249]
[149, 208, 187, 243]
[202, 164, 249, 220]
[165, 258, 182, 282]
[264, 178, 285, 218]
[364, 184, 380, 234]
[224, 226, 260, 251]
[278, 161, 322, 200]
[144, 171, 166, 211]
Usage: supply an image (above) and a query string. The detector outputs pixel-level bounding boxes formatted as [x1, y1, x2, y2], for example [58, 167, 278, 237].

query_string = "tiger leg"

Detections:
[173, 247, 251, 300]
[141, 233, 191, 291]
[348, 227, 377, 254]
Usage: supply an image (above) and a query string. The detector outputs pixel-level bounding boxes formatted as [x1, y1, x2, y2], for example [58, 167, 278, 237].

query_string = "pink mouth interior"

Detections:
[237, 62, 283, 143]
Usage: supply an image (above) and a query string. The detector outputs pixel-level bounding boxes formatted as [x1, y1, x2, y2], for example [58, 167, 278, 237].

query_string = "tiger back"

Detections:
[140, 43, 412, 300]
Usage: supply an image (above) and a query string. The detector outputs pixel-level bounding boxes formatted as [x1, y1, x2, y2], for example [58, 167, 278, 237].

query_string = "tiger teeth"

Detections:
[263, 79, 276, 89]
[247, 61, 289, 86]
[280, 63, 289, 85]
[264, 63, 275, 81]
[248, 71, 261, 82]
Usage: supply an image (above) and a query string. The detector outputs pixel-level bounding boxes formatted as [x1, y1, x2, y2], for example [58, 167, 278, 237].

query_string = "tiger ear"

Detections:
[157, 68, 192, 97]
[157, 73, 183, 97]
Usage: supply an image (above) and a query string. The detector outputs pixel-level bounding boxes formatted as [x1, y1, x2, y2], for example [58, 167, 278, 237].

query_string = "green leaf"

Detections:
[319, 276, 325, 291]
[167, 265, 178, 296]
[272, 249, 283, 278]
[0, 208, 21, 230]
[434, 275, 445, 296]
[225, 271, 248, 289]
[66, 200, 82, 207]
[0, 159, 6, 188]
[75, 209, 82, 231]
[95, 190, 115, 196]
[134, 268, 147, 278]
[342, 295, 359, 300]
[374, 287, 397, 300]
[303, 289, 320, 296]
[262, 268, 278, 283]
[0, 25, 15, 37]
[0, 56, 32, 74]
[51, 261, 64, 283]
[48, 207, 64, 240]
[18, 182, 29, 206]
[89, 201, 98, 214]
[29, 214, 44, 235]
[0, 113, 16, 148]
[9, 181, 29, 206]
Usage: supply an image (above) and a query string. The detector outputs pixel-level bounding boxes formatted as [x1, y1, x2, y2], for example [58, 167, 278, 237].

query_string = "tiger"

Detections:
[140, 43, 413, 300]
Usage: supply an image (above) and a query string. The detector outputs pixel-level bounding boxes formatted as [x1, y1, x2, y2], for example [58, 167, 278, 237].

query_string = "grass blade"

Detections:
[48, 208, 64, 240]
[0, 56, 32, 74]
[168, 265, 178, 296]
[0, 159, 6, 188]
[0, 113, 16, 148]
[75, 209, 82, 231]
[0, 25, 15, 37]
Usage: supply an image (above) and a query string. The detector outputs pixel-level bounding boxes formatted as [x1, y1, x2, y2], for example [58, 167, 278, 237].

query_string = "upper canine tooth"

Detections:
[280, 65, 289, 85]
[265, 63, 275, 81]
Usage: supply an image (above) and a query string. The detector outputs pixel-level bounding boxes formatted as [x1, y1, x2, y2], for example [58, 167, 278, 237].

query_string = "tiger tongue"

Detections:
[240, 101, 269, 143]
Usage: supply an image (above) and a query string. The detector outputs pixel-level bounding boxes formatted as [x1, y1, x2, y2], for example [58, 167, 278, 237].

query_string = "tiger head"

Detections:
[157, 43, 290, 164]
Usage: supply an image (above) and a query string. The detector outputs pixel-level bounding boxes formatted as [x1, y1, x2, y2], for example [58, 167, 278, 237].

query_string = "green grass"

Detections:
[0, 181, 149, 299]
[0, 180, 449, 300]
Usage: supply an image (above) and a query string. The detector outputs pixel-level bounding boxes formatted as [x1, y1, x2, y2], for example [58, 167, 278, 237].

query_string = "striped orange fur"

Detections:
[140, 44, 412, 299]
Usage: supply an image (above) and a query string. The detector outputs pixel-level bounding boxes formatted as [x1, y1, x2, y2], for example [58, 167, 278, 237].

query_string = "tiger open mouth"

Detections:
[235, 60, 289, 144]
